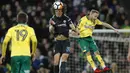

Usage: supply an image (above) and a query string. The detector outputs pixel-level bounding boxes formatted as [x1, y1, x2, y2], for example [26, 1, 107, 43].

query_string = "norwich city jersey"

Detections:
[5, 24, 36, 57]
[77, 16, 103, 37]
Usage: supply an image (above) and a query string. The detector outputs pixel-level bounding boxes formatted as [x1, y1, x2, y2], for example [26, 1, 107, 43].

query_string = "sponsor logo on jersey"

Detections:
[84, 25, 95, 29]
[57, 24, 66, 27]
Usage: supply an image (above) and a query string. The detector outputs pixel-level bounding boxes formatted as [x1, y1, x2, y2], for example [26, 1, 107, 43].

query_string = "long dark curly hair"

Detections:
[51, 1, 67, 15]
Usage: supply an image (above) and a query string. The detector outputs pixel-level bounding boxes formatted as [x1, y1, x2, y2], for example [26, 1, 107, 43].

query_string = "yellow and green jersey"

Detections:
[77, 16, 103, 38]
[5, 24, 36, 57]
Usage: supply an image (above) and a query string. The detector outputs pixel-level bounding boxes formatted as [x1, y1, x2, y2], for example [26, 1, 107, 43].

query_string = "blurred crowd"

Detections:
[0, 0, 130, 73]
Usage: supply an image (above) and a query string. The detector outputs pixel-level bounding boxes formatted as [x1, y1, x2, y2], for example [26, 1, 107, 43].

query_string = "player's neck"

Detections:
[55, 14, 64, 18]
[88, 15, 95, 22]
[18, 23, 27, 25]
[88, 15, 93, 21]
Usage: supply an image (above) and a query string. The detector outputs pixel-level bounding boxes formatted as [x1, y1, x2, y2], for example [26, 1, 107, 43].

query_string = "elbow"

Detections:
[3, 37, 10, 45]
[33, 39, 37, 45]
[49, 26, 54, 33]
[3, 41, 8, 45]
[31, 36, 37, 45]
[34, 39, 37, 43]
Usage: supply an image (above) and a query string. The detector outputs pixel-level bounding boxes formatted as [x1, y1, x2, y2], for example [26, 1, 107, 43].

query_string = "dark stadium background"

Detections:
[0, 0, 130, 73]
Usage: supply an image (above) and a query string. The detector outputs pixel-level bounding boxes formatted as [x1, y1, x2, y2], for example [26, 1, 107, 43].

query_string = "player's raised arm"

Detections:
[69, 23, 77, 37]
[49, 18, 55, 34]
[101, 22, 118, 32]
[69, 24, 76, 31]
[68, 18, 80, 38]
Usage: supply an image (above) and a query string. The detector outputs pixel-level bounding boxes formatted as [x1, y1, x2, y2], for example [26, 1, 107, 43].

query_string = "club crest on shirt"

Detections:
[63, 20, 66, 23]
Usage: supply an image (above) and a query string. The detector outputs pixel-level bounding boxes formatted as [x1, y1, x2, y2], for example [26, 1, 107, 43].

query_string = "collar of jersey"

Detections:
[17, 23, 27, 25]
[86, 15, 96, 23]
[86, 15, 89, 20]
[54, 14, 64, 18]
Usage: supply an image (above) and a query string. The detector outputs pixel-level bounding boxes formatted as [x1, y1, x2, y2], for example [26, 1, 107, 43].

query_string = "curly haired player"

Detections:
[49, 1, 76, 73]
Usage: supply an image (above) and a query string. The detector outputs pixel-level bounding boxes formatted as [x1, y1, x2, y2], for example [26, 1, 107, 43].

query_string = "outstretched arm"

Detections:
[102, 22, 118, 32]
[49, 18, 55, 34]
[69, 24, 76, 31]
[49, 25, 55, 34]
[69, 24, 80, 38]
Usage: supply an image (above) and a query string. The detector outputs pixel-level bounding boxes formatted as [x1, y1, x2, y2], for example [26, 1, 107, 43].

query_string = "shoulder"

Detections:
[95, 19, 102, 23]
[64, 15, 70, 19]
[28, 26, 34, 30]
[95, 19, 101, 21]
[64, 15, 72, 21]
[95, 19, 103, 25]
[64, 15, 69, 18]
[24, 25, 34, 32]
[81, 16, 87, 20]
[8, 26, 16, 31]
[79, 16, 87, 23]
[50, 15, 55, 20]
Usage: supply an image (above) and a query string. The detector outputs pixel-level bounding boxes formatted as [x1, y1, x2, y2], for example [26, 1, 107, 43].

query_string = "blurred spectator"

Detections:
[31, 49, 41, 73]
[37, 38, 52, 73]
[106, 8, 115, 24]
[121, 19, 130, 37]
[73, 0, 81, 7]
[112, 21, 120, 29]
[121, 19, 130, 29]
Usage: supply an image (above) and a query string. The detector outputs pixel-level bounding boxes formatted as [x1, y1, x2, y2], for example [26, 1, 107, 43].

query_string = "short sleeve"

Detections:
[6, 28, 12, 37]
[77, 19, 83, 29]
[30, 28, 36, 37]
[49, 18, 55, 26]
[96, 19, 103, 25]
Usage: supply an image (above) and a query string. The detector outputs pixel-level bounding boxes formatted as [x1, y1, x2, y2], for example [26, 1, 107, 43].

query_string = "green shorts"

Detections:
[78, 36, 99, 53]
[11, 56, 31, 73]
